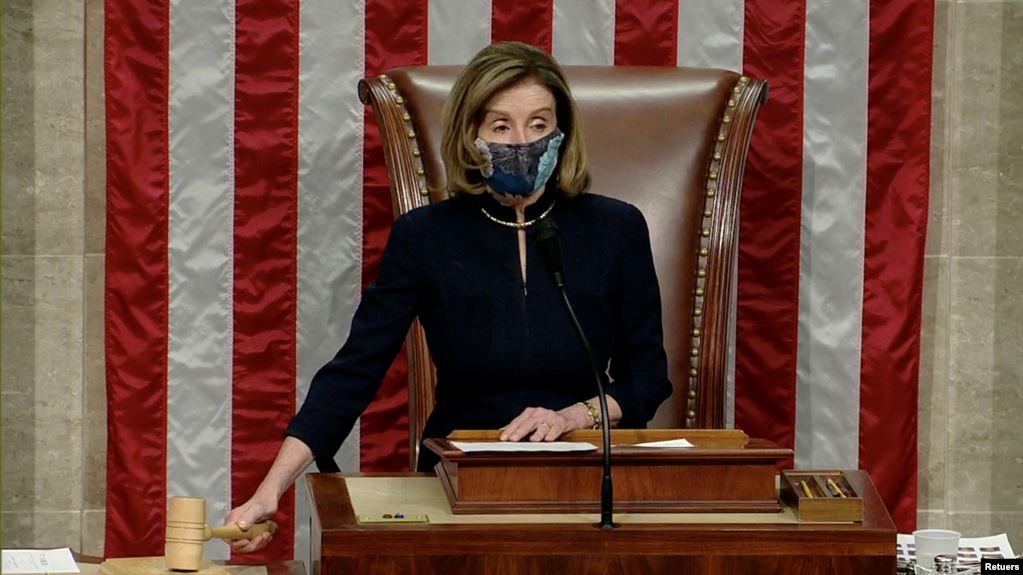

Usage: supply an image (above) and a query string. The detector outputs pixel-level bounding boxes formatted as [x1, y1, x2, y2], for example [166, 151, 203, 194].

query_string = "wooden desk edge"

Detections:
[306, 470, 896, 532]
[72, 551, 306, 575]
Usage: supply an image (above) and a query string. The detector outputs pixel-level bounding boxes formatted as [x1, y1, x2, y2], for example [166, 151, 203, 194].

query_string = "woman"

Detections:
[227, 41, 671, 551]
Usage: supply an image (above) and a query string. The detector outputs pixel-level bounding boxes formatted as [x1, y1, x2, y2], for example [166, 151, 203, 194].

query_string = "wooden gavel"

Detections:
[165, 496, 278, 571]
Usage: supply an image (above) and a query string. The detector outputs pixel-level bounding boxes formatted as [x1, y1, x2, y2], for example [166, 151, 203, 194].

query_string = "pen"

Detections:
[800, 480, 814, 498]
[827, 477, 848, 498]
[818, 475, 840, 498]
[816, 475, 837, 498]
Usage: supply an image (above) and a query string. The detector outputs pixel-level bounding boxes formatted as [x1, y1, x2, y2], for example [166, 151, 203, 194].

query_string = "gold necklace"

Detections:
[479, 200, 556, 229]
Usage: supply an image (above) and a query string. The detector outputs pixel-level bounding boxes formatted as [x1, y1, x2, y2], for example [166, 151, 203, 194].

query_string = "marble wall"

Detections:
[1, 0, 1021, 555]
[917, 0, 1023, 542]
[1, 0, 105, 553]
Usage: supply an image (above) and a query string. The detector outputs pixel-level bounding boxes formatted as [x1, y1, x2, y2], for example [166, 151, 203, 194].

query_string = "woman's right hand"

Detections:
[222, 436, 315, 553]
[224, 491, 278, 553]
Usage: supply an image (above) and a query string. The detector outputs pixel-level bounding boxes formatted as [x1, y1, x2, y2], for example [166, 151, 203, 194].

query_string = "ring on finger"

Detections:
[540, 421, 552, 429]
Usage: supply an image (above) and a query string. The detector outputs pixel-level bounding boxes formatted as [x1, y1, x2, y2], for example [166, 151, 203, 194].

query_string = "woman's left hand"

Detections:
[499, 405, 590, 442]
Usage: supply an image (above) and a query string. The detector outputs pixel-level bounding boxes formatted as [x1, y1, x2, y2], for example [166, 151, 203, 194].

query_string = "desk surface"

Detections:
[73, 553, 305, 575]
[308, 471, 897, 575]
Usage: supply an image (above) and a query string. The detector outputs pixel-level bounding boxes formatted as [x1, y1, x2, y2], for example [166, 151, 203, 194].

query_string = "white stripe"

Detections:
[677, 0, 744, 70]
[428, 0, 491, 65]
[552, 0, 615, 65]
[166, 0, 235, 561]
[295, 0, 366, 563]
[794, 0, 869, 470]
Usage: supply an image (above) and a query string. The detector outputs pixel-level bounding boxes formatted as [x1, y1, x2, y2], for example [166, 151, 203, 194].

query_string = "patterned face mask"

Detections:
[474, 129, 564, 197]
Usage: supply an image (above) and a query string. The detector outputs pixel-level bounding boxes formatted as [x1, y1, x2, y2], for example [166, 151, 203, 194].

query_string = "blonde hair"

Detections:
[441, 42, 591, 198]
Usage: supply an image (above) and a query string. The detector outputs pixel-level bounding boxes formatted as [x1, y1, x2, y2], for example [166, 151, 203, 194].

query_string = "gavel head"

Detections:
[165, 496, 208, 571]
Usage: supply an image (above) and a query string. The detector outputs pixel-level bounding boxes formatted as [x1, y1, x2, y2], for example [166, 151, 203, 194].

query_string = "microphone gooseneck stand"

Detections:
[534, 218, 616, 529]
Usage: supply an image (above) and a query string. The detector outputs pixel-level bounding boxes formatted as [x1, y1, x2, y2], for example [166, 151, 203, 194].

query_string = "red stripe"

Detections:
[860, 0, 933, 533]
[491, 0, 554, 53]
[232, 0, 299, 561]
[103, 0, 170, 558]
[733, 0, 806, 464]
[613, 0, 679, 66]
[360, 0, 428, 472]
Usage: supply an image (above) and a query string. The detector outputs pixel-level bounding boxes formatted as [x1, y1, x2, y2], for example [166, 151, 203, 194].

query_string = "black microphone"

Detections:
[535, 218, 565, 289]
[535, 217, 616, 529]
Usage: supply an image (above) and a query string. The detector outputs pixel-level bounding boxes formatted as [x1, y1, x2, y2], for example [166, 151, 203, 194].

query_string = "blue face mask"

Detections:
[474, 129, 564, 197]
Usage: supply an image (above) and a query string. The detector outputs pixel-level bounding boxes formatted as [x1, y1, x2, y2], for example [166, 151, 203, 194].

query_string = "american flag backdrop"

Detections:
[103, 0, 933, 562]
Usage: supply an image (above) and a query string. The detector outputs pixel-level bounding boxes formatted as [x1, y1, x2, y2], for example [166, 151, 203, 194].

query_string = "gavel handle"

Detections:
[207, 520, 279, 541]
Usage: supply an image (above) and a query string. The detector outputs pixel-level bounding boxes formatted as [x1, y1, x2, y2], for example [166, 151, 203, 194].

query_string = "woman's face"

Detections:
[476, 79, 557, 145]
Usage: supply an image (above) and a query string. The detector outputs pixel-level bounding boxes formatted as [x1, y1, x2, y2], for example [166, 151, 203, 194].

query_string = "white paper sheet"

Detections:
[451, 441, 598, 453]
[2, 548, 80, 574]
[623, 438, 695, 448]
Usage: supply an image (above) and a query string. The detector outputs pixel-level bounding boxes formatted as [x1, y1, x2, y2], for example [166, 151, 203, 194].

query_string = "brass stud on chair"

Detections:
[699, 247, 708, 257]
[707, 187, 716, 198]
[687, 409, 696, 419]
[689, 367, 698, 376]
[407, 129, 416, 138]
[702, 228, 710, 237]
[416, 167, 425, 176]
[691, 347, 699, 357]
[694, 308, 703, 317]
[704, 208, 712, 218]
[696, 286, 705, 296]
[717, 133, 726, 142]
[709, 170, 719, 180]
[402, 112, 410, 121]
[688, 389, 697, 399]
[413, 148, 421, 157]
[395, 96, 404, 104]
[692, 328, 701, 337]
[697, 268, 706, 278]
[419, 187, 429, 197]
[714, 151, 722, 161]
[723, 115, 732, 124]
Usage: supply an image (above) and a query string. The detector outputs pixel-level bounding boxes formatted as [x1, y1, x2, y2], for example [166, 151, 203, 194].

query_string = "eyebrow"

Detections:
[483, 107, 554, 119]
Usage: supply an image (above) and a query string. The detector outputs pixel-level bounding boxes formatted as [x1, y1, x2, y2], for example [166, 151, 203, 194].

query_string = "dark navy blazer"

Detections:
[286, 191, 672, 471]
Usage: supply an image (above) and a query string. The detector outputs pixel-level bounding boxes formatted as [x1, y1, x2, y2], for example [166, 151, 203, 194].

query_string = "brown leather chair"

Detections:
[359, 66, 767, 470]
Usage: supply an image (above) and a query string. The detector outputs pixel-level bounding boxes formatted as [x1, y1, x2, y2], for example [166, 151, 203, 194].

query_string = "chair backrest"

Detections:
[359, 66, 767, 469]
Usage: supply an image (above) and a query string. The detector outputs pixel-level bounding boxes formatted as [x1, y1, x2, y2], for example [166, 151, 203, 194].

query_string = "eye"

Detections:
[530, 122, 548, 132]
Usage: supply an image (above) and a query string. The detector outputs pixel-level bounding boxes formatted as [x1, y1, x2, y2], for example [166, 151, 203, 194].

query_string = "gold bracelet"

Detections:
[578, 401, 600, 429]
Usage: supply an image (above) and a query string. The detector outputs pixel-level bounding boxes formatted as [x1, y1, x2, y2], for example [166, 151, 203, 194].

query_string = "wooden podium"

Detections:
[427, 429, 790, 514]
[308, 430, 897, 575]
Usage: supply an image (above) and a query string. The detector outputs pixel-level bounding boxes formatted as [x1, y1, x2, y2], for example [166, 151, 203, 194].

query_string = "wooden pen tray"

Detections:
[780, 470, 863, 522]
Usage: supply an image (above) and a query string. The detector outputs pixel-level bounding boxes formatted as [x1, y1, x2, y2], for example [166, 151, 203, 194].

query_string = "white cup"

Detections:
[914, 529, 960, 570]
